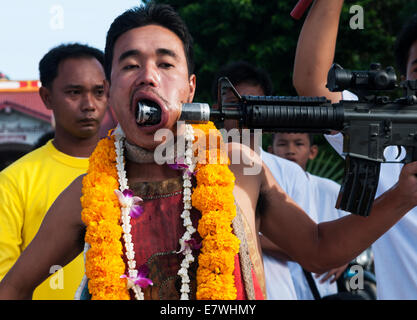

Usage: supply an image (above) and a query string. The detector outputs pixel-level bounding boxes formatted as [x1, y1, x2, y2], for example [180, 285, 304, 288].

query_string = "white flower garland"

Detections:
[113, 124, 196, 300]
[178, 123, 196, 300]
[114, 127, 144, 300]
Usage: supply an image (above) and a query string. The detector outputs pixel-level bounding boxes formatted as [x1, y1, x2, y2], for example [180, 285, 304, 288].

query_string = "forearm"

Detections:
[293, 0, 344, 101]
[261, 162, 417, 274]
[0, 235, 83, 300]
[0, 244, 46, 299]
[0, 271, 34, 300]
[313, 182, 414, 272]
[260, 234, 292, 261]
[0, 215, 85, 299]
[0, 251, 27, 299]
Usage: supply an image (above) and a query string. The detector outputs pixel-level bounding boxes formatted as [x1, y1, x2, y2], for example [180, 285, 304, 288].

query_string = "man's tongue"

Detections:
[136, 100, 162, 126]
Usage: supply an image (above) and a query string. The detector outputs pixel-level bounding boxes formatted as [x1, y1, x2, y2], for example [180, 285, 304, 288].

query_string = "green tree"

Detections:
[146, 0, 417, 181]
[147, 0, 416, 101]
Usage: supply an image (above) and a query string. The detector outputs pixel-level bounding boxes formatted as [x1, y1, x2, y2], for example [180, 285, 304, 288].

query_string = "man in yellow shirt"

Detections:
[0, 43, 108, 299]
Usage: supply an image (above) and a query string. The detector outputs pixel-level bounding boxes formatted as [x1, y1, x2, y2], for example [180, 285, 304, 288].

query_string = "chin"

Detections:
[76, 128, 98, 139]
[124, 130, 159, 151]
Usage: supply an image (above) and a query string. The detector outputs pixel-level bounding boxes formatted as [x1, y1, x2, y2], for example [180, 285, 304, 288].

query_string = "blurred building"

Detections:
[0, 75, 118, 170]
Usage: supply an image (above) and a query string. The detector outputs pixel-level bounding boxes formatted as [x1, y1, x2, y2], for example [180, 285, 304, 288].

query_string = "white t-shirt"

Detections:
[261, 149, 308, 300]
[261, 149, 347, 299]
[287, 172, 349, 299]
[325, 91, 417, 299]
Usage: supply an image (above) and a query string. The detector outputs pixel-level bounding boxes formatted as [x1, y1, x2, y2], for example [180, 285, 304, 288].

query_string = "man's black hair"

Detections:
[211, 61, 273, 102]
[39, 43, 104, 88]
[394, 13, 417, 77]
[104, 2, 194, 80]
[307, 133, 315, 146]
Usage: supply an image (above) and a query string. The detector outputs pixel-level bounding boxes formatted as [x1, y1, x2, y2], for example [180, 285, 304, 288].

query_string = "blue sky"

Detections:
[0, 1, 142, 80]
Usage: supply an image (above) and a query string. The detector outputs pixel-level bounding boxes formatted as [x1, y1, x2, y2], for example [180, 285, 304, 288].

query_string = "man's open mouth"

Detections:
[135, 99, 162, 126]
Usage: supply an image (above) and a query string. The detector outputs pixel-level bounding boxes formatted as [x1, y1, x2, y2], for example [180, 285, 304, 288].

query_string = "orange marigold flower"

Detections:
[192, 185, 235, 212]
[195, 164, 235, 186]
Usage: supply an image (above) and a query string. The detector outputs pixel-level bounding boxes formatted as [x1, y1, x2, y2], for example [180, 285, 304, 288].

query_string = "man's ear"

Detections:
[309, 144, 319, 161]
[39, 86, 53, 110]
[188, 74, 196, 102]
[267, 145, 273, 153]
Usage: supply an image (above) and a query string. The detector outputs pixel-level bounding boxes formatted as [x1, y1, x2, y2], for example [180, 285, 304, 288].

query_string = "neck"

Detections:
[125, 140, 156, 164]
[126, 160, 181, 183]
[52, 128, 100, 158]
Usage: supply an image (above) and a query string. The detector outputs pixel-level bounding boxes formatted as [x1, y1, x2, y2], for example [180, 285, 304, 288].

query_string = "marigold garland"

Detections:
[192, 122, 240, 300]
[80, 135, 130, 300]
[81, 122, 240, 300]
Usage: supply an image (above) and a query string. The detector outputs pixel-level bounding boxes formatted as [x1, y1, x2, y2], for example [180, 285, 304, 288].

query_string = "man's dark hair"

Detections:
[211, 61, 273, 101]
[104, 2, 194, 80]
[307, 133, 315, 146]
[39, 43, 104, 88]
[394, 13, 417, 77]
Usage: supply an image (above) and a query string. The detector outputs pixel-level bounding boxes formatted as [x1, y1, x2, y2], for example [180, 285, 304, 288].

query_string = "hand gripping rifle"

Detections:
[137, 63, 417, 217]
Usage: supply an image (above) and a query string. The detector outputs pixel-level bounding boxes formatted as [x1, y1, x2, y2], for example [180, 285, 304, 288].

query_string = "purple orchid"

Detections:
[129, 204, 144, 219]
[134, 264, 154, 288]
[120, 264, 153, 289]
[185, 238, 202, 250]
[114, 189, 144, 218]
[177, 238, 202, 253]
[167, 157, 189, 171]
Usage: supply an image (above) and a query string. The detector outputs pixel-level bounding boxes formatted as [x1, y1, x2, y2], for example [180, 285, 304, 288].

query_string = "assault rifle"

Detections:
[178, 63, 417, 217]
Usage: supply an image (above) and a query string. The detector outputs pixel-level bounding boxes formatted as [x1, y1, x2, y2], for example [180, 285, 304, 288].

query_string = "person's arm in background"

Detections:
[293, 0, 344, 103]
[291, 1, 354, 281]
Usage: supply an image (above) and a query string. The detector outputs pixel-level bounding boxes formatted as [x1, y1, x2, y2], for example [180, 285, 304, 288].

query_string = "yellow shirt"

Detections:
[0, 140, 88, 299]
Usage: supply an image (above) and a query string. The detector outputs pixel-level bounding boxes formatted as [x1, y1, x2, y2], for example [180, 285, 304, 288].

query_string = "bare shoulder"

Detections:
[226, 142, 264, 180]
[225, 142, 263, 236]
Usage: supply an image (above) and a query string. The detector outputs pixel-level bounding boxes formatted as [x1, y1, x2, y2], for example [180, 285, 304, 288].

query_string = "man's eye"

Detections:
[67, 90, 80, 95]
[159, 63, 174, 69]
[95, 89, 105, 97]
[123, 64, 139, 70]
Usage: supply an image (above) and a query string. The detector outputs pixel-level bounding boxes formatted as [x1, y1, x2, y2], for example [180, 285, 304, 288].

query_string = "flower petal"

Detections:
[122, 189, 134, 197]
[138, 264, 150, 277]
[132, 196, 143, 205]
[114, 189, 124, 200]
[134, 277, 153, 288]
[185, 238, 202, 250]
[130, 205, 144, 219]
[168, 157, 189, 170]
[168, 163, 189, 170]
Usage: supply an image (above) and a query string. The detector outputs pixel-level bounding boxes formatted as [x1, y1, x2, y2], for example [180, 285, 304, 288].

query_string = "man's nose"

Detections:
[81, 92, 96, 112]
[286, 144, 296, 155]
[135, 63, 160, 87]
